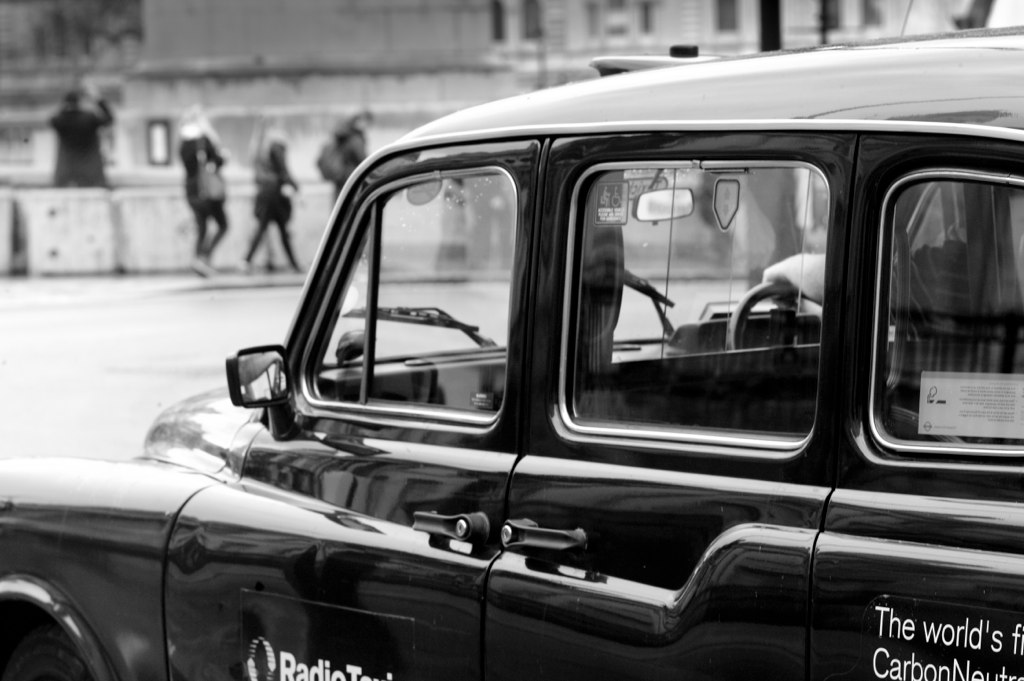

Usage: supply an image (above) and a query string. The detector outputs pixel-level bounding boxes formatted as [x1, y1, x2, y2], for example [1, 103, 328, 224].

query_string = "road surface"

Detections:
[0, 275, 303, 460]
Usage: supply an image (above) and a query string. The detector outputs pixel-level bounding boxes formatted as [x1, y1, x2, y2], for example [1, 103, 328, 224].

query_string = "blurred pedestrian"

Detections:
[179, 106, 229, 277]
[316, 110, 371, 199]
[245, 126, 302, 273]
[50, 83, 114, 188]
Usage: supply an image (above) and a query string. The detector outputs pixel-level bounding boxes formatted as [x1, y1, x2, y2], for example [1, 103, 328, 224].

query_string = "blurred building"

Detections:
[0, 0, 982, 186]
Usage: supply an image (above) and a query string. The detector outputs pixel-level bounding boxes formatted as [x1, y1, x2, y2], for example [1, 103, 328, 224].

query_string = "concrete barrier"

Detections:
[115, 186, 196, 272]
[18, 188, 117, 275]
[11, 182, 338, 275]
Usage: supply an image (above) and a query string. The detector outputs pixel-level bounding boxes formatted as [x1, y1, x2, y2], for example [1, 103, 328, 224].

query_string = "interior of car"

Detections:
[881, 178, 1024, 447]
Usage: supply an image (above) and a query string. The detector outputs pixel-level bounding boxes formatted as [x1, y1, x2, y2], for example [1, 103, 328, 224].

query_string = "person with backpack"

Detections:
[316, 111, 372, 199]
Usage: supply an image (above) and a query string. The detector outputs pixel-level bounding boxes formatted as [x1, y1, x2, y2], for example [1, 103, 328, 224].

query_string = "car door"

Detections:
[484, 132, 855, 681]
[813, 135, 1024, 681]
[163, 141, 539, 681]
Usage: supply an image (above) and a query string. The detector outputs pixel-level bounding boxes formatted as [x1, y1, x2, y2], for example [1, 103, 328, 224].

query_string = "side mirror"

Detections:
[634, 188, 694, 222]
[226, 345, 290, 407]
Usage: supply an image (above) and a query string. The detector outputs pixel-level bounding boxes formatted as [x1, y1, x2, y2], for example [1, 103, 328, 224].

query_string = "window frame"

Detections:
[557, 159, 830, 455]
[869, 168, 1024, 457]
[301, 164, 520, 427]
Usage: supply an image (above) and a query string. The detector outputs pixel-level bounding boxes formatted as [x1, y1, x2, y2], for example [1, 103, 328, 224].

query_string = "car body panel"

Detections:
[165, 438, 512, 681]
[143, 387, 257, 479]
[0, 458, 214, 681]
[405, 30, 1024, 143]
[810, 131, 1024, 681]
[487, 456, 827, 681]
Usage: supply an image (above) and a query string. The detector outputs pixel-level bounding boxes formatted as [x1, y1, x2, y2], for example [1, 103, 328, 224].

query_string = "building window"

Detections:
[606, 0, 629, 36]
[492, 0, 506, 41]
[146, 120, 171, 166]
[823, 0, 841, 30]
[639, 1, 657, 35]
[0, 126, 34, 166]
[716, 0, 739, 32]
[862, 0, 882, 26]
[586, 2, 601, 37]
[523, 0, 542, 39]
[584, 0, 659, 41]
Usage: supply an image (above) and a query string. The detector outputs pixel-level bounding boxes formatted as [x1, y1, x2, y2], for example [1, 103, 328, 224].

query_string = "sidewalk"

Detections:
[0, 269, 307, 309]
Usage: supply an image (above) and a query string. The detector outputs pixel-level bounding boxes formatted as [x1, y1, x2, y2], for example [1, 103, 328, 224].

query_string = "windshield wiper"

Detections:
[344, 306, 498, 348]
[623, 270, 675, 337]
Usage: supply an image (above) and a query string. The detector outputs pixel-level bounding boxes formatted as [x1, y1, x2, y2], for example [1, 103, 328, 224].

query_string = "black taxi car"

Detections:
[6, 27, 1024, 681]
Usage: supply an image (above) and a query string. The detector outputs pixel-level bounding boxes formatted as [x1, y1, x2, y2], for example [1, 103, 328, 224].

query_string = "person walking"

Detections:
[50, 84, 114, 188]
[316, 111, 371, 199]
[179, 106, 229, 277]
[244, 126, 302, 273]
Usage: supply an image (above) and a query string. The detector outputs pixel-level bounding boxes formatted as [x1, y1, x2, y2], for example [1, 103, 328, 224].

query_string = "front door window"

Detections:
[313, 168, 517, 416]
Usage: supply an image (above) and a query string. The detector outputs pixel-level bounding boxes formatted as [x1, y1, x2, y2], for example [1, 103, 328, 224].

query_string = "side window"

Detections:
[568, 162, 829, 441]
[877, 174, 1024, 449]
[314, 168, 516, 415]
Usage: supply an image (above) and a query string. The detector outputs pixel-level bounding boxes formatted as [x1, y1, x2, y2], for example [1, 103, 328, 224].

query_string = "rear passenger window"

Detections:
[876, 174, 1024, 449]
[313, 168, 516, 416]
[566, 162, 829, 443]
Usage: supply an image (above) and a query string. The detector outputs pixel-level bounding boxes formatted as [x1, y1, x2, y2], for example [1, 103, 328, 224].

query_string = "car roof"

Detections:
[403, 28, 1024, 144]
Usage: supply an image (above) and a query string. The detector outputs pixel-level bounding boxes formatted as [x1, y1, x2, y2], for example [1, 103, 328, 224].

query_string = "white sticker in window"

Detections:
[919, 371, 1024, 439]
[594, 181, 628, 224]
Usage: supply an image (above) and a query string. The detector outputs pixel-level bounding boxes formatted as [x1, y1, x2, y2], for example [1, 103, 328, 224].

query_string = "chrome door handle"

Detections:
[412, 511, 490, 543]
[500, 519, 588, 551]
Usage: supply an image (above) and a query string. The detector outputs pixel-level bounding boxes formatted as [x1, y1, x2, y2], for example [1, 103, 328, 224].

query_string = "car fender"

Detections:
[143, 386, 262, 479]
[0, 457, 219, 681]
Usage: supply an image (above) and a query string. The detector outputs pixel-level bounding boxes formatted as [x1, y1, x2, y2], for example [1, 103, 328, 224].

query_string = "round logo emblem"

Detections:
[246, 637, 276, 681]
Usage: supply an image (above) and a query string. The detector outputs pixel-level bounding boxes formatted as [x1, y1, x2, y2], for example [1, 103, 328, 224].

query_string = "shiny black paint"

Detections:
[478, 131, 854, 681]
[0, 458, 214, 681]
[812, 133, 1024, 681]
[143, 387, 256, 477]
[487, 457, 826, 681]
[165, 466, 502, 681]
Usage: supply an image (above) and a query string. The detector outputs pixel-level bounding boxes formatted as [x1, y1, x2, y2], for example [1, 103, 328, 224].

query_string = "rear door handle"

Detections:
[413, 511, 490, 543]
[500, 518, 588, 551]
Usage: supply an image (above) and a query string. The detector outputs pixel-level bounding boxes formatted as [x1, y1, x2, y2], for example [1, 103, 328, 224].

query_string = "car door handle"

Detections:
[412, 511, 490, 543]
[500, 519, 588, 551]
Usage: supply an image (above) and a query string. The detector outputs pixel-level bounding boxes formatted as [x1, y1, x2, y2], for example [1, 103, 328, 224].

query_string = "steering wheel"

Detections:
[726, 280, 804, 351]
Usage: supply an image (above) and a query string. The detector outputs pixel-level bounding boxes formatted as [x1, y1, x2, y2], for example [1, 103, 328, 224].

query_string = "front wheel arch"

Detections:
[0, 602, 51, 677]
[0, 577, 115, 681]
[2, 623, 92, 681]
